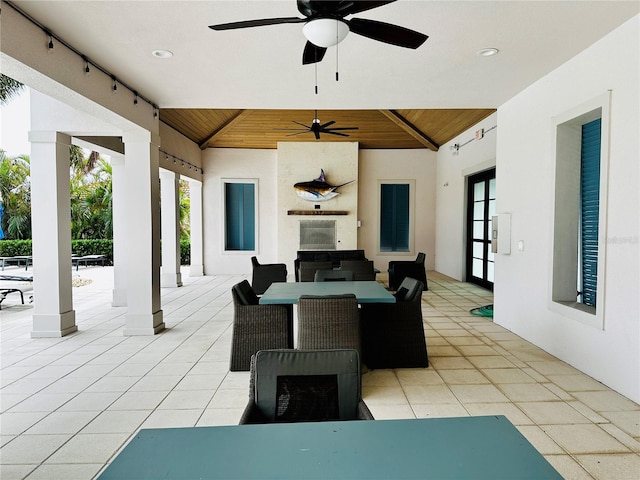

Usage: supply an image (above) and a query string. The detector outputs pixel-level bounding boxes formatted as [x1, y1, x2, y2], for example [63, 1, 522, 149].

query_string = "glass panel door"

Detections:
[466, 169, 496, 290]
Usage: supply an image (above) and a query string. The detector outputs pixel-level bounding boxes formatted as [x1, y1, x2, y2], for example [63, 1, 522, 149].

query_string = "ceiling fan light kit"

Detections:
[303, 18, 349, 47]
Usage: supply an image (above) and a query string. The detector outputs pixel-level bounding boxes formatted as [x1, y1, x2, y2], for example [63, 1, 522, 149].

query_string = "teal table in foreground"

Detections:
[98, 416, 563, 480]
[260, 280, 395, 304]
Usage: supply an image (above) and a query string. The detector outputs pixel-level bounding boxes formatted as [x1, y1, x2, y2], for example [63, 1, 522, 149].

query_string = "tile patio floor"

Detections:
[0, 267, 638, 479]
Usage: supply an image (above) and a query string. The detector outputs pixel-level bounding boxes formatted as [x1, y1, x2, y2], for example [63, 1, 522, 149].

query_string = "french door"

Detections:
[466, 169, 495, 291]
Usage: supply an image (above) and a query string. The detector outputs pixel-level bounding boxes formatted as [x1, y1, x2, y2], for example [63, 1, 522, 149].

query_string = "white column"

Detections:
[188, 179, 204, 276]
[110, 154, 127, 306]
[122, 130, 164, 335]
[28, 131, 77, 338]
[160, 169, 183, 287]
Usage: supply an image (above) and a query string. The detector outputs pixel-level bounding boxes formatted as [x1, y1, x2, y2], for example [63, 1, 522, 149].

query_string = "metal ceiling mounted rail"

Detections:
[450, 124, 497, 156]
[160, 149, 203, 175]
[3, 1, 159, 117]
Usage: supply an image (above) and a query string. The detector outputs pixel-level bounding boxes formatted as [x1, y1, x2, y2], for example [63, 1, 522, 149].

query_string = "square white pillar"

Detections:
[122, 131, 164, 335]
[111, 154, 127, 306]
[188, 179, 204, 277]
[160, 169, 183, 287]
[28, 131, 77, 338]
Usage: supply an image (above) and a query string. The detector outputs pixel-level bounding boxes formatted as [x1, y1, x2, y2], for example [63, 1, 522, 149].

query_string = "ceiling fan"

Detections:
[209, 0, 428, 65]
[275, 111, 358, 139]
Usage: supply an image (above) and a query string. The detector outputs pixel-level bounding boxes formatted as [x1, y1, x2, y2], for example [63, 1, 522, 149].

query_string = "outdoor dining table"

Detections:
[259, 280, 395, 304]
[97, 415, 563, 479]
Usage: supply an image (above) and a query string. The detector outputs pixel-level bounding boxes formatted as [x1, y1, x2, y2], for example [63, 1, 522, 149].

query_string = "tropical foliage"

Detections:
[0, 148, 191, 243]
[0, 150, 32, 239]
[0, 75, 24, 106]
[70, 151, 113, 239]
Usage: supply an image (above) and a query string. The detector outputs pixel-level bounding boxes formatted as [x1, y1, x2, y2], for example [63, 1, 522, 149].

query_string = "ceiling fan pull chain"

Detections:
[314, 61, 318, 94]
[336, 19, 339, 82]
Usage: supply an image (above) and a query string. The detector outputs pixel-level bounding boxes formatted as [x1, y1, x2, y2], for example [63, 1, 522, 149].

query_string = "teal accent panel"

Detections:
[225, 183, 255, 251]
[580, 118, 601, 307]
[380, 183, 409, 252]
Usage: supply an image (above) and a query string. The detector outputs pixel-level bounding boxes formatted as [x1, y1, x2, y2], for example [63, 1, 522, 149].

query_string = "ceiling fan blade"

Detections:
[313, 130, 321, 140]
[324, 127, 359, 131]
[337, 1, 397, 16]
[209, 17, 305, 30]
[302, 41, 328, 65]
[347, 18, 428, 49]
[291, 121, 312, 129]
[323, 131, 351, 137]
[319, 120, 336, 129]
[274, 128, 309, 131]
[285, 131, 311, 137]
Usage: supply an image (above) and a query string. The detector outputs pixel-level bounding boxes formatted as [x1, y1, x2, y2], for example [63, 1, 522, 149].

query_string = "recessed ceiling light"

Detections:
[152, 49, 173, 59]
[477, 48, 499, 57]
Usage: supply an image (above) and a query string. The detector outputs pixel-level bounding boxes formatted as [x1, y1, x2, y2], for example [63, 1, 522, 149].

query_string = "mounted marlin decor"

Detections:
[294, 169, 355, 202]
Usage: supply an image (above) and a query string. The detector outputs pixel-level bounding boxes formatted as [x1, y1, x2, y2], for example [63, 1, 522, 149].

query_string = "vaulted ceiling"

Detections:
[159, 108, 496, 150]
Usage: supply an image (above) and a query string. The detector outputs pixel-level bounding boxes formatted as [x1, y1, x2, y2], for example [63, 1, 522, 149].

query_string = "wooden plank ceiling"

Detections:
[159, 109, 496, 151]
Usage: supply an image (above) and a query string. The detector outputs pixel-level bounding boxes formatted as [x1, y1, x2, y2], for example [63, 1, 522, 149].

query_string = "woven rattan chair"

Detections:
[314, 269, 354, 281]
[229, 280, 293, 371]
[361, 277, 428, 369]
[388, 252, 428, 291]
[339, 260, 376, 281]
[251, 256, 287, 295]
[239, 349, 374, 424]
[297, 294, 361, 358]
[298, 261, 334, 282]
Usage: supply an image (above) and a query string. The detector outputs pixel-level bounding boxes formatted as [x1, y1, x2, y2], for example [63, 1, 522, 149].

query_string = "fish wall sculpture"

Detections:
[294, 169, 355, 202]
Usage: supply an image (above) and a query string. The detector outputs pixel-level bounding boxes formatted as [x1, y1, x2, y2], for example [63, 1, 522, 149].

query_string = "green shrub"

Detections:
[0, 239, 192, 266]
[0, 239, 32, 256]
[180, 240, 191, 265]
[72, 239, 113, 264]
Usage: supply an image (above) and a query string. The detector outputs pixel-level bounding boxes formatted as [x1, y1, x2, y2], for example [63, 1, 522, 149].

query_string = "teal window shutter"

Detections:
[580, 118, 601, 307]
[380, 184, 410, 252]
[225, 183, 255, 251]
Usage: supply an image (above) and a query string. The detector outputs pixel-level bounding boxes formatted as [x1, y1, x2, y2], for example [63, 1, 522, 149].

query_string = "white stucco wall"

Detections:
[202, 148, 278, 275]
[435, 113, 498, 280]
[494, 15, 639, 403]
[277, 142, 359, 276]
[202, 146, 438, 277]
[358, 149, 437, 273]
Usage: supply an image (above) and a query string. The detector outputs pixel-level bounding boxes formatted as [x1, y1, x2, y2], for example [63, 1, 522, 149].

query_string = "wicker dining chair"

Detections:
[361, 277, 428, 369]
[314, 269, 354, 282]
[387, 252, 428, 291]
[298, 261, 334, 282]
[297, 294, 361, 358]
[239, 349, 373, 424]
[229, 280, 293, 371]
[339, 260, 376, 281]
[251, 256, 287, 295]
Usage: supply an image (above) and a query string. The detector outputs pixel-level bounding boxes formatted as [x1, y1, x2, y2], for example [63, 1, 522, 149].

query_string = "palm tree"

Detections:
[70, 145, 100, 176]
[179, 180, 191, 241]
[70, 155, 112, 239]
[0, 75, 24, 106]
[0, 150, 32, 239]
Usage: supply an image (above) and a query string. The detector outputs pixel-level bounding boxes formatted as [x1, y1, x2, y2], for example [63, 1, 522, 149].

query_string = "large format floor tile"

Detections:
[0, 268, 638, 480]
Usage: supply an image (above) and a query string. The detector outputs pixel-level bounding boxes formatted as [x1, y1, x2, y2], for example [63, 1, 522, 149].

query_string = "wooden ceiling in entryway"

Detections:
[160, 109, 496, 151]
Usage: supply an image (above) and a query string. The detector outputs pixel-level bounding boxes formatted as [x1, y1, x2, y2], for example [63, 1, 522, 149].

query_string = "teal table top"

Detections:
[259, 280, 395, 304]
[98, 416, 563, 480]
